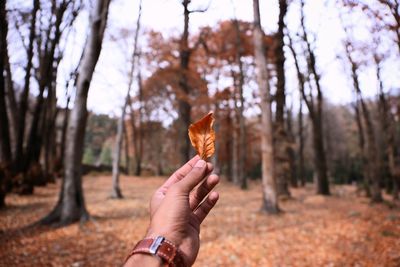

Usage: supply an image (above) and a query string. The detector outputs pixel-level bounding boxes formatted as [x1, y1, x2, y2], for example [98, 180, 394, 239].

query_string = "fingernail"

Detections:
[195, 160, 206, 168]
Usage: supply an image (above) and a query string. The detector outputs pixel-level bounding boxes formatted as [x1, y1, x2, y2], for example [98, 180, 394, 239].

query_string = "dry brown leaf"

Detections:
[188, 112, 215, 160]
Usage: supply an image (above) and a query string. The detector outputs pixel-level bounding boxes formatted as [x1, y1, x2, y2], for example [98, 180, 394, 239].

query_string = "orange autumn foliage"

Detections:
[188, 112, 216, 160]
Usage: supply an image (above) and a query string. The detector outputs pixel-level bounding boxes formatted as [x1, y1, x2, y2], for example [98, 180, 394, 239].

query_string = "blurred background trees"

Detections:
[0, 0, 399, 220]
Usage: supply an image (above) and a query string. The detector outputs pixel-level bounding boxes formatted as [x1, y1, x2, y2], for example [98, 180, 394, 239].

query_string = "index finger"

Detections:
[158, 156, 199, 194]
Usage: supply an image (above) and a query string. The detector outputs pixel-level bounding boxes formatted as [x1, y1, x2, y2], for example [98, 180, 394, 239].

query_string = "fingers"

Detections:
[194, 191, 219, 224]
[158, 156, 213, 194]
[176, 159, 208, 193]
[158, 156, 199, 193]
[189, 174, 219, 210]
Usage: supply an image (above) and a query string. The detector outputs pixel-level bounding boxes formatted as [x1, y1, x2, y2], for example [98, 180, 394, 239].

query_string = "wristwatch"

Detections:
[125, 236, 186, 267]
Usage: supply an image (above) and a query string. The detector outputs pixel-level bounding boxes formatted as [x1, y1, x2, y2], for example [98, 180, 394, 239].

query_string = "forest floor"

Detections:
[1, 175, 400, 267]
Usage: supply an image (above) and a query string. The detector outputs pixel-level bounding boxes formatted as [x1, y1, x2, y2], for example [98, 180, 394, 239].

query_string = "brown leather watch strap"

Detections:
[126, 236, 186, 267]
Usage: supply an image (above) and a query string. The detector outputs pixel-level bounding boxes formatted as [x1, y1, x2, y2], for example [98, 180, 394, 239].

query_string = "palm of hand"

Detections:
[147, 157, 219, 266]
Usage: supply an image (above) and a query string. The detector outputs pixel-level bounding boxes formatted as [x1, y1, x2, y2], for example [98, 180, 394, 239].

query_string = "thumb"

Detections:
[176, 160, 207, 193]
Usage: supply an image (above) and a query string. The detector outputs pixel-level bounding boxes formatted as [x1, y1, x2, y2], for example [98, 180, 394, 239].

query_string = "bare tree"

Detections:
[0, 0, 12, 166]
[375, 55, 399, 200]
[42, 0, 112, 225]
[111, 0, 142, 199]
[298, 0, 330, 195]
[0, 0, 12, 208]
[1, 0, 17, 155]
[177, 0, 208, 165]
[14, 0, 40, 173]
[342, 38, 382, 202]
[274, 0, 291, 197]
[287, 35, 306, 187]
[253, 0, 279, 214]
[231, 14, 248, 189]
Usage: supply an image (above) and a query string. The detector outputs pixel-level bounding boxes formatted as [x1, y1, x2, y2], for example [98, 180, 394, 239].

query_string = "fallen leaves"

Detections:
[188, 112, 215, 160]
[1, 178, 399, 267]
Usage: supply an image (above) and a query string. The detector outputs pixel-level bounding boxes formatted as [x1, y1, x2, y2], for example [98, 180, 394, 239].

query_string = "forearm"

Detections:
[124, 253, 164, 267]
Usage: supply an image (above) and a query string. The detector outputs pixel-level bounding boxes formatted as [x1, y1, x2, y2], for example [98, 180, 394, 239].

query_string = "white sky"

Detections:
[53, 0, 399, 116]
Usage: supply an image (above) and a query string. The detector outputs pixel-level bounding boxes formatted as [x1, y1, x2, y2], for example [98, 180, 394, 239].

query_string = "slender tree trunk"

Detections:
[225, 108, 233, 182]
[299, 0, 329, 195]
[111, 118, 124, 198]
[1, 1, 17, 156]
[232, 18, 247, 189]
[0, 2, 12, 206]
[298, 99, 305, 186]
[111, 0, 141, 198]
[124, 125, 130, 175]
[15, 0, 40, 173]
[211, 102, 220, 174]
[342, 37, 382, 202]
[41, 0, 111, 225]
[253, 0, 279, 214]
[376, 58, 399, 200]
[135, 58, 144, 176]
[177, 0, 192, 165]
[0, 0, 12, 165]
[274, 0, 290, 198]
[230, 69, 239, 185]
[354, 101, 370, 196]
[288, 36, 306, 187]
[286, 108, 297, 188]
[231, 107, 239, 185]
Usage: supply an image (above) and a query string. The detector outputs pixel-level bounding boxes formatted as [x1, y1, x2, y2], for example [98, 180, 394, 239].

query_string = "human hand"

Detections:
[147, 156, 220, 266]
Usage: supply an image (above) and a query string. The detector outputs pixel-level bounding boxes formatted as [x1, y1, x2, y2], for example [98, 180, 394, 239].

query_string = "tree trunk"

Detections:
[211, 102, 220, 174]
[376, 58, 399, 200]
[15, 0, 40, 173]
[124, 125, 130, 175]
[111, 0, 141, 197]
[225, 108, 233, 182]
[111, 116, 124, 199]
[177, 0, 192, 165]
[288, 36, 306, 187]
[1, 1, 17, 156]
[253, 0, 279, 214]
[231, 107, 239, 185]
[232, 18, 248, 189]
[354, 101, 370, 197]
[286, 108, 297, 188]
[41, 0, 111, 225]
[298, 98, 305, 186]
[342, 36, 382, 202]
[299, 0, 330, 195]
[0, 2, 12, 207]
[0, 0, 12, 165]
[274, 0, 290, 198]
[59, 96, 70, 170]
[311, 114, 330, 195]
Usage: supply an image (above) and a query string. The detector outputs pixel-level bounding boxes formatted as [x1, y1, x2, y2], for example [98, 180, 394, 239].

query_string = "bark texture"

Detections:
[253, 0, 279, 214]
[274, 0, 291, 197]
[41, 0, 111, 225]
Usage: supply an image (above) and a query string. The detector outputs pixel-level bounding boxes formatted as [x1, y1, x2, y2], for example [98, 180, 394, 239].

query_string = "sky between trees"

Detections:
[7, 0, 394, 116]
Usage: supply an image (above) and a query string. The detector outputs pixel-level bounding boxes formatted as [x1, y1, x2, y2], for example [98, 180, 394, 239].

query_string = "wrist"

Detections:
[124, 253, 163, 267]
[125, 236, 187, 267]
[146, 228, 182, 247]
